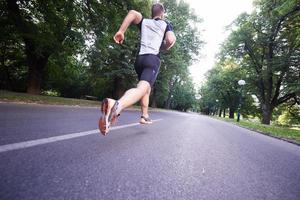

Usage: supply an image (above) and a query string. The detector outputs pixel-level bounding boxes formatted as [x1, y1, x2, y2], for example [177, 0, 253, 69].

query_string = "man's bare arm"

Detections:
[113, 10, 142, 44]
[162, 31, 176, 50]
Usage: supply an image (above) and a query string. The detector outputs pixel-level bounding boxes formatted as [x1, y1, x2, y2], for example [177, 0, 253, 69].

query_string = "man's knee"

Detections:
[147, 87, 151, 95]
[137, 80, 151, 93]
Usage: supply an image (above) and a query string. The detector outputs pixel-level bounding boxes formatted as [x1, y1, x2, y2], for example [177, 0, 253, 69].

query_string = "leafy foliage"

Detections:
[1, 0, 202, 111]
[152, 0, 203, 110]
[199, 59, 257, 118]
[217, 0, 300, 124]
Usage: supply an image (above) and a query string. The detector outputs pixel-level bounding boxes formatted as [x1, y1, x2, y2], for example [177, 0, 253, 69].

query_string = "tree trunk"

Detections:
[27, 66, 42, 94]
[261, 103, 273, 125]
[0, 51, 13, 90]
[151, 87, 157, 108]
[206, 108, 210, 115]
[113, 77, 125, 99]
[164, 76, 178, 109]
[164, 94, 172, 109]
[7, 0, 69, 95]
[26, 55, 49, 94]
[164, 79, 176, 109]
[218, 109, 222, 117]
[229, 108, 235, 119]
[223, 109, 226, 118]
[212, 109, 216, 116]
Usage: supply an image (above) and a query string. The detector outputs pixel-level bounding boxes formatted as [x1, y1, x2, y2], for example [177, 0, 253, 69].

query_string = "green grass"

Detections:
[0, 90, 101, 107]
[216, 117, 300, 144]
[0, 90, 155, 111]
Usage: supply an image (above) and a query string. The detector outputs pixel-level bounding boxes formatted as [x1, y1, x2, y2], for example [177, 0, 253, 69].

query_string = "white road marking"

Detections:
[0, 119, 162, 153]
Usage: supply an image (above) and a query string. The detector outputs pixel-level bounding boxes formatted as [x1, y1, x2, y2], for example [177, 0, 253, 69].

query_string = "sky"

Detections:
[184, 0, 254, 87]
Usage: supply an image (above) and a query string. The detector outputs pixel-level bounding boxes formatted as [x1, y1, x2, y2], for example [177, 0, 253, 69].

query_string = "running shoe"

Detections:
[99, 98, 120, 135]
[140, 116, 152, 124]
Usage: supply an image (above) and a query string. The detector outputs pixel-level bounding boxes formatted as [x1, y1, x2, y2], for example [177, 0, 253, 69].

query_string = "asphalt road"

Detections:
[0, 102, 300, 200]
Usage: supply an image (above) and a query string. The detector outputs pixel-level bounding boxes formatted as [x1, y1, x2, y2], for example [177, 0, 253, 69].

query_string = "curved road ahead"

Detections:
[0, 102, 300, 200]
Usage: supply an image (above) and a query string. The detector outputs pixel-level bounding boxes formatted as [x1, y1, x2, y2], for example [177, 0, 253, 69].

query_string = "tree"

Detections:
[45, 53, 90, 98]
[276, 103, 300, 126]
[171, 76, 196, 111]
[221, 0, 300, 124]
[85, 0, 151, 99]
[0, 0, 27, 91]
[199, 59, 256, 118]
[2, 0, 203, 110]
[152, 0, 203, 110]
[5, 0, 86, 94]
[2, 0, 151, 98]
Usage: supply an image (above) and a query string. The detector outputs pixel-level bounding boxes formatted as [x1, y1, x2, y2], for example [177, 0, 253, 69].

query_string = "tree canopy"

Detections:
[0, 0, 203, 112]
[200, 0, 300, 124]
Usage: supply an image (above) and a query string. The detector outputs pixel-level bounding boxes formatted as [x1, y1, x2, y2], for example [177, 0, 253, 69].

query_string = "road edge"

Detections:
[211, 116, 300, 146]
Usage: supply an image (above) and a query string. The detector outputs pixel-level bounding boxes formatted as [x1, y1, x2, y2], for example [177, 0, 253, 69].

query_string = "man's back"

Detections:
[139, 19, 168, 55]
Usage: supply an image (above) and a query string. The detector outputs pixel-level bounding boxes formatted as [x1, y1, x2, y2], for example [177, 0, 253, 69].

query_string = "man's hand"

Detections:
[113, 31, 125, 44]
[113, 10, 142, 45]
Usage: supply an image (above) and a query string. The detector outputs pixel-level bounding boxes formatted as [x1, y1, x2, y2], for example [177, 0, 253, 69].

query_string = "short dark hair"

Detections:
[151, 3, 165, 18]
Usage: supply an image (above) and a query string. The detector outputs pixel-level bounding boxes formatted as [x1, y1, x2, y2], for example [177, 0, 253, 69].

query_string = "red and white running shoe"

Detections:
[98, 98, 120, 135]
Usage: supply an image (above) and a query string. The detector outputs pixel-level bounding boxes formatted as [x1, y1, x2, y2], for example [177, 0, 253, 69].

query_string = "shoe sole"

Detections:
[99, 98, 111, 135]
[139, 119, 153, 124]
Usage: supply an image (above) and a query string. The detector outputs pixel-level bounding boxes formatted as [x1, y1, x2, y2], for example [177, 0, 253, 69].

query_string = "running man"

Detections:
[99, 3, 176, 135]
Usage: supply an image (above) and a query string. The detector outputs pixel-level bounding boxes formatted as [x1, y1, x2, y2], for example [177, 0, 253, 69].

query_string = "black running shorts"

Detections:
[134, 54, 161, 87]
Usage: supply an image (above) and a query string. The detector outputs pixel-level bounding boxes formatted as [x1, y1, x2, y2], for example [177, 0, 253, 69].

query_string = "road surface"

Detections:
[0, 102, 300, 200]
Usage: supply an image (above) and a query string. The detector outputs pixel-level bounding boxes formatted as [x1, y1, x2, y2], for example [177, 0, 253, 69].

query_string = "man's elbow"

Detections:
[128, 10, 142, 24]
[129, 10, 139, 15]
[165, 36, 176, 49]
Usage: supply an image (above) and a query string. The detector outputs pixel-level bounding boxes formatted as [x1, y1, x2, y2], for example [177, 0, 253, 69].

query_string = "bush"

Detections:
[277, 105, 300, 126]
[41, 90, 60, 97]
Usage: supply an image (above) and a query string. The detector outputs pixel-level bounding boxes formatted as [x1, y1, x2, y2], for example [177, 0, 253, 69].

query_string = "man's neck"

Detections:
[153, 16, 162, 20]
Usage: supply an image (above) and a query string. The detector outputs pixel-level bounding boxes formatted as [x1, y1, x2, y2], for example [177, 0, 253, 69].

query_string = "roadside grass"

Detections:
[0, 90, 101, 107]
[215, 116, 300, 144]
[0, 90, 155, 110]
